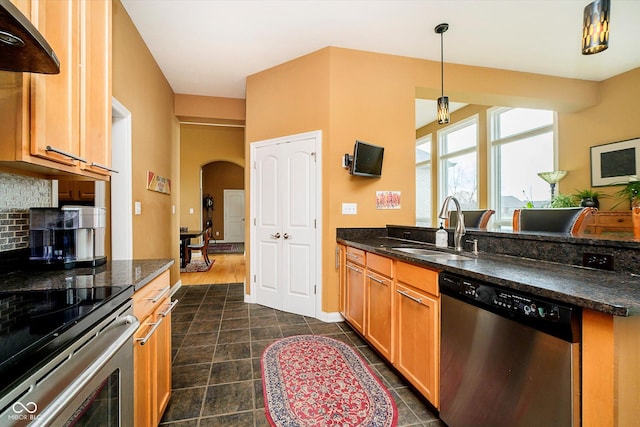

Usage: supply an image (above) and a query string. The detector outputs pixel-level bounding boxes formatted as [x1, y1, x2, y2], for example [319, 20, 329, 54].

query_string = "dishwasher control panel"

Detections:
[440, 272, 580, 342]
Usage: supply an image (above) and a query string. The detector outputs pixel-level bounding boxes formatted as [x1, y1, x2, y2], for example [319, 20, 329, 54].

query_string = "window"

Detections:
[489, 107, 555, 227]
[416, 135, 431, 226]
[438, 116, 478, 213]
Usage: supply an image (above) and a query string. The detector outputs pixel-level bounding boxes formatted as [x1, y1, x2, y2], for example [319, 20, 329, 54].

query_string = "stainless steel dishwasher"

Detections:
[439, 272, 581, 427]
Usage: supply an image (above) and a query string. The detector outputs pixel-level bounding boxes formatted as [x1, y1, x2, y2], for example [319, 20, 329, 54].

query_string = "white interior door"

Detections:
[224, 189, 245, 242]
[252, 132, 320, 318]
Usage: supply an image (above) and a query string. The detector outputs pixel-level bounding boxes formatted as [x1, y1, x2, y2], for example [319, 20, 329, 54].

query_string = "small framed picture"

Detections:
[590, 137, 640, 186]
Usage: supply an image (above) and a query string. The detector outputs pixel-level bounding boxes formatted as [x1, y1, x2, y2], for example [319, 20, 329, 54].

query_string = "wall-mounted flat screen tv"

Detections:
[351, 140, 384, 177]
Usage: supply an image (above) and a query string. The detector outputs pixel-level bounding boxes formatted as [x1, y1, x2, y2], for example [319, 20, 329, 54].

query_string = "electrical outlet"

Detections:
[342, 203, 357, 215]
[582, 252, 614, 271]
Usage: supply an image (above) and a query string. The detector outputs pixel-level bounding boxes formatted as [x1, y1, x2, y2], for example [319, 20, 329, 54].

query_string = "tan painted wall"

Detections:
[112, 0, 180, 282]
[202, 161, 244, 240]
[175, 94, 246, 124]
[558, 68, 640, 210]
[244, 48, 331, 302]
[245, 46, 634, 315]
[180, 124, 244, 234]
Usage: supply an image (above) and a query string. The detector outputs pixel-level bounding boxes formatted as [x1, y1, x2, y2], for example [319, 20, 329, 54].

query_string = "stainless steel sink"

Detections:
[391, 247, 474, 261]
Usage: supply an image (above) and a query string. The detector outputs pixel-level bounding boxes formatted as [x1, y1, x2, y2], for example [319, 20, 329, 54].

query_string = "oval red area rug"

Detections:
[261, 335, 398, 427]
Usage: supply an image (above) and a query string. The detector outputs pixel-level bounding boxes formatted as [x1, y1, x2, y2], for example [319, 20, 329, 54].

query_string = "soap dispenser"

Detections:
[435, 223, 448, 248]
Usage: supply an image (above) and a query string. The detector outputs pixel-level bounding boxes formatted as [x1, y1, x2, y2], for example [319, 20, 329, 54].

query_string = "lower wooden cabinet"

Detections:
[133, 270, 175, 427]
[345, 260, 365, 334]
[365, 253, 394, 360]
[394, 282, 440, 407]
[338, 245, 441, 409]
[394, 261, 440, 408]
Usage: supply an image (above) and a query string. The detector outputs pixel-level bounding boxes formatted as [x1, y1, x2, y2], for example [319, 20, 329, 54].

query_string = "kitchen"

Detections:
[1, 0, 640, 426]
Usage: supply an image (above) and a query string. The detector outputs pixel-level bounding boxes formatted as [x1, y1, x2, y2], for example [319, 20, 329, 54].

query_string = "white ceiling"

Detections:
[120, 0, 640, 127]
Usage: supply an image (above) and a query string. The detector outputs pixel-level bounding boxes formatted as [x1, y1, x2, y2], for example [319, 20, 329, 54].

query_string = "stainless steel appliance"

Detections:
[29, 207, 107, 269]
[0, 283, 137, 426]
[439, 272, 580, 427]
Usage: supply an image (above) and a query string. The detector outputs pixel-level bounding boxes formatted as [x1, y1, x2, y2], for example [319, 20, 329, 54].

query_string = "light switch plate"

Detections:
[342, 203, 357, 215]
[134, 201, 141, 215]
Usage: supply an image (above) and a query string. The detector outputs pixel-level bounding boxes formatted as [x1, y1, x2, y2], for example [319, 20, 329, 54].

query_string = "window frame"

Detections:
[415, 134, 432, 227]
[437, 114, 480, 211]
[488, 106, 558, 228]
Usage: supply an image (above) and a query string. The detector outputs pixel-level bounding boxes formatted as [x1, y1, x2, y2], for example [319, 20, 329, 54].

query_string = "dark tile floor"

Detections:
[160, 283, 445, 427]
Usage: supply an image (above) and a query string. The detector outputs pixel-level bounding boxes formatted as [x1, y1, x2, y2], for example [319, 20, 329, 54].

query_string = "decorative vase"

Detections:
[580, 197, 599, 209]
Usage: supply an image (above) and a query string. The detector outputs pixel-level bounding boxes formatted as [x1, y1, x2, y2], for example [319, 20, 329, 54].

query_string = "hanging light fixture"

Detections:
[435, 23, 449, 125]
[582, 0, 610, 55]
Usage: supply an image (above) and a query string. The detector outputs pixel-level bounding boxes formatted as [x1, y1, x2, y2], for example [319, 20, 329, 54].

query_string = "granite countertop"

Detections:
[0, 259, 174, 293]
[338, 236, 640, 317]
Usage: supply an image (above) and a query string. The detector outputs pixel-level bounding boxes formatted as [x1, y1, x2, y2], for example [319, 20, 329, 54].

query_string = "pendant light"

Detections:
[582, 0, 610, 55]
[435, 23, 449, 125]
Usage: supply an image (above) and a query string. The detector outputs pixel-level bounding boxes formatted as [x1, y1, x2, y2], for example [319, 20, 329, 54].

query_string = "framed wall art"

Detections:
[590, 137, 640, 186]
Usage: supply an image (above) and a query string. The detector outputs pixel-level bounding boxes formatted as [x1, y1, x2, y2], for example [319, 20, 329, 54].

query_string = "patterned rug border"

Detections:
[180, 259, 214, 273]
[261, 334, 398, 427]
[207, 243, 244, 254]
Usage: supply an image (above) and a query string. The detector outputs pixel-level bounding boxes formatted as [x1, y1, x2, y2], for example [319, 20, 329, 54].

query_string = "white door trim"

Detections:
[248, 130, 323, 319]
[111, 97, 133, 260]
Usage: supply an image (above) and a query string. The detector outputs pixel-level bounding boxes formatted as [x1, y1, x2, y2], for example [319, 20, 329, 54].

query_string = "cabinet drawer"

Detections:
[133, 271, 170, 320]
[367, 252, 393, 278]
[396, 262, 439, 296]
[595, 212, 632, 227]
[346, 247, 366, 266]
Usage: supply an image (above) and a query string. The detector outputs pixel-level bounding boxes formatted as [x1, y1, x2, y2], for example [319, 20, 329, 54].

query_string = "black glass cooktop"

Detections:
[0, 283, 133, 396]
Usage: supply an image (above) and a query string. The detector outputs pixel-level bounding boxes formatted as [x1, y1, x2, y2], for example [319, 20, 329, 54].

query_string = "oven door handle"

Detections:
[31, 314, 140, 426]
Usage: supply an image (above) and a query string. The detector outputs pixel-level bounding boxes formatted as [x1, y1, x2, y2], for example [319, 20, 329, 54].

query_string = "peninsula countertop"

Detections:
[338, 236, 640, 317]
[0, 259, 174, 293]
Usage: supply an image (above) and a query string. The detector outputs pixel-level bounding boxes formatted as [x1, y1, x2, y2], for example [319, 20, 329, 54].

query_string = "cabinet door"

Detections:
[394, 282, 440, 408]
[345, 260, 365, 334]
[133, 314, 156, 427]
[337, 244, 346, 315]
[80, 0, 112, 177]
[155, 298, 174, 423]
[29, 0, 81, 166]
[365, 270, 392, 359]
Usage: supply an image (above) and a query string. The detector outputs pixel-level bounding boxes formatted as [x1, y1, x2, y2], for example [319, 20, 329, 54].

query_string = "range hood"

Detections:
[0, 0, 59, 74]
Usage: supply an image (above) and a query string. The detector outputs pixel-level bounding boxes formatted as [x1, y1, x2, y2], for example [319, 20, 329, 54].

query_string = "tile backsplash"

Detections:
[0, 172, 52, 251]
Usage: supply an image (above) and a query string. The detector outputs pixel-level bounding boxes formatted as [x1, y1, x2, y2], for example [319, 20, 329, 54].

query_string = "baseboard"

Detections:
[318, 311, 345, 323]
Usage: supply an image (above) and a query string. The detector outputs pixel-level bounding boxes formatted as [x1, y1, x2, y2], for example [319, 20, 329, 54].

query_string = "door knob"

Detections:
[283, 233, 291, 239]
[270, 233, 281, 239]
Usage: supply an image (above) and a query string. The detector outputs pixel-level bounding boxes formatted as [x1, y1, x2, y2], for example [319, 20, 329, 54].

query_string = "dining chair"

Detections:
[187, 227, 212, 265]
[512, 207, 596, 235]
[445, 209, 495, 229]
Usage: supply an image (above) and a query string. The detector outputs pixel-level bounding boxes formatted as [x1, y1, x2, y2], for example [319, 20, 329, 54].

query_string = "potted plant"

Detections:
[573, 189, 608, 209]
[614, 180, 640, 209]
[550, 193, 578, 208]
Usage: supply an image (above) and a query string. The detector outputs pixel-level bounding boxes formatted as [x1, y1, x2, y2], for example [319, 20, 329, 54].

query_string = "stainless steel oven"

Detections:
[0, 299, 138, 426]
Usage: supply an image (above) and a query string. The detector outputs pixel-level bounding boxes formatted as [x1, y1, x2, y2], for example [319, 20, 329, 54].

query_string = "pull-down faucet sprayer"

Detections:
[438, 196, 465, 252]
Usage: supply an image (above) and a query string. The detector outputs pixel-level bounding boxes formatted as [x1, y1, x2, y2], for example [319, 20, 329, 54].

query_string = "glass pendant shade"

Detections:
[582, 0, 610, 55]
[437, 96, 450, 124]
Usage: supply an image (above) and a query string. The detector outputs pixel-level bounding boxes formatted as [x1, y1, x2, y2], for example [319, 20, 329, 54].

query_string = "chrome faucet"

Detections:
[438, 196, 466, 252]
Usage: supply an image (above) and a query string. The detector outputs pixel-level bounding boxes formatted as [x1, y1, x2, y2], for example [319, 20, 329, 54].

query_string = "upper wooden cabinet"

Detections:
[0, 0, 112, 179]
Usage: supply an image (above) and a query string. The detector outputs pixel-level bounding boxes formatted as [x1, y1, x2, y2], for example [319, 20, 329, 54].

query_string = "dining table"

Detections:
[179, 229, 203, 268]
